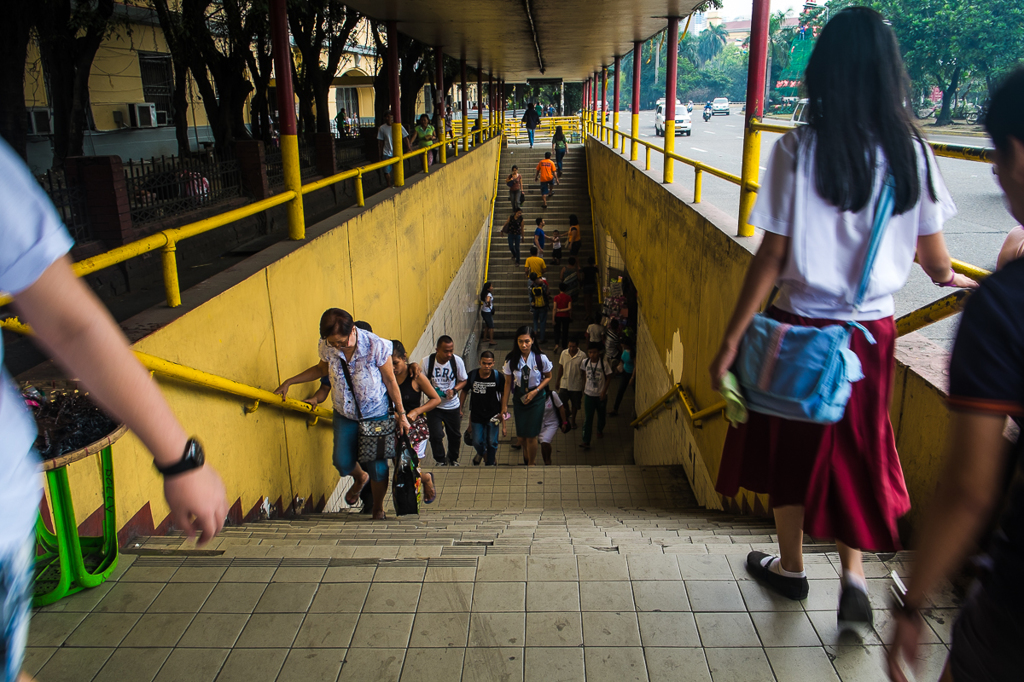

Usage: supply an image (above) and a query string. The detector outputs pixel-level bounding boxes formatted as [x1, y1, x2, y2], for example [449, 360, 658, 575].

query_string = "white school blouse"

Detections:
[750, 127, 956, 321]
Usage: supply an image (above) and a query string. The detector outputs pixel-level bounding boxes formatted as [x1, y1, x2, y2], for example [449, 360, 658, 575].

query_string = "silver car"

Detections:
[655, 101, 692, 136]
[711, 97, 730, 115]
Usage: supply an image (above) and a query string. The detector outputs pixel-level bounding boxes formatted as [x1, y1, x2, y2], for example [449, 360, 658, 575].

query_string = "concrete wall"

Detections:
[57, 139, 500, 541]
[586, 138, 953, 533]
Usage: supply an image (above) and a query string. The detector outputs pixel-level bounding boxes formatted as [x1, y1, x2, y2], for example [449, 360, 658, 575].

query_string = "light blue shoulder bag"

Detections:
[733, 172, 896, 424]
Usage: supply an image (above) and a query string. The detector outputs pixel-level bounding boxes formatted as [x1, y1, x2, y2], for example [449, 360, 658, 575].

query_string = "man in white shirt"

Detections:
[0, 138, 227, 679]
[556, 337, 586, 428]
[377, 109, 411, 187]
[422, 336, 468, 465]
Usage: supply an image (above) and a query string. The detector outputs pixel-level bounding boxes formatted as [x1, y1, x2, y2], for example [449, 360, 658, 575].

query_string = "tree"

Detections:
[0, 4, 37, 161]
[767, 10, 797, 86]
[698, 23, 729, 66]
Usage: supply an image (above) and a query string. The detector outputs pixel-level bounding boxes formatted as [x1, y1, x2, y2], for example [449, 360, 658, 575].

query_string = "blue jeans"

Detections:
[527, 128, 536, 146]
[508, 233, 521, 263]
[532, 307, 547, 342]
[556, 149, 565, 172]
[471, 421, 499, 465]
[333, 412, 389, 482]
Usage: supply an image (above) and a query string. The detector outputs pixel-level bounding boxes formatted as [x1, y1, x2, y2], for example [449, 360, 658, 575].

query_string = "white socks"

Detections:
[761, 554, 807, 579]
[842, 570, 868, 594]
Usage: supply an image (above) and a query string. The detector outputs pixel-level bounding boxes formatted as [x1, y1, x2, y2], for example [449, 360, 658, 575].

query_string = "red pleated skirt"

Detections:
[715, 308, 910, 552]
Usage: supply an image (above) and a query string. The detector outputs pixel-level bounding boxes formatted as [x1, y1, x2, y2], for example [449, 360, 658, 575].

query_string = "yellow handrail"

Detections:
[0, 125, 503, 311]
[0, 317, 333, 425]
[631, 381, 727, 429]
[481, 133, 504, 285]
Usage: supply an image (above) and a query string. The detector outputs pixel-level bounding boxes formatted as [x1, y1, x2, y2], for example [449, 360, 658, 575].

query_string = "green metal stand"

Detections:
[33, 445, 119, 607]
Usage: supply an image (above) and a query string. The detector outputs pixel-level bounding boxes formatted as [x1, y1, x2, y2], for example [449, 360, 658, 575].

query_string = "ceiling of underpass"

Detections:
[342, 0, 708, 82]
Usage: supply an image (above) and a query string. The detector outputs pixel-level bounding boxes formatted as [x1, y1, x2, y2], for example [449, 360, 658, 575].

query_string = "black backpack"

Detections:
[428, 353, 461, 387]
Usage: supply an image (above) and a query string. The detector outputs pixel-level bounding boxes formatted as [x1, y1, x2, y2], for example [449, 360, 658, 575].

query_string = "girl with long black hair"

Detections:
[480, 282, 495, 346]
[500, 325, 553, 466]
[708, 7, 977, 629]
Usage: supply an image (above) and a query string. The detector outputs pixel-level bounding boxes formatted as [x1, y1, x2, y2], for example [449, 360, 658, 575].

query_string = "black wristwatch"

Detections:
[156, 438, 205, 477]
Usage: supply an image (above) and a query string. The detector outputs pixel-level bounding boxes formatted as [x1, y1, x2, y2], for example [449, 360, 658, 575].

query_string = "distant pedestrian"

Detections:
[610, 337, 635, 416]
[560, 257, 580, 300]
[413, 113, 437, 166]
[501, 325, 554, 466]
[444, 106, 454, 137]
[586, 316, 604, 345]
[580, 256, 600, 318]
[528, 272, 550, 343]
[538, 390, 568, 465]
[553, 282, 572, 351]
[522, 104, 541, 148]
[552, 126, 568, 176]
[377, 110, 411, 187]
[461, 351, 506, 466]
[507, 165, 525, 210]
[501, 208, 525, 265]
[568, 215, 582, 256]
[524, 246, 546, 279]
[480, 282, 496, 346]
[556, 337, 586, 428]
[535, 153, 559, 208]
[604, 319, 622, 367]
[580, 342, 612, 449]
[551, 230, 563, 265]
[533, 218, 546, 257]
[422, 336, 469, 466]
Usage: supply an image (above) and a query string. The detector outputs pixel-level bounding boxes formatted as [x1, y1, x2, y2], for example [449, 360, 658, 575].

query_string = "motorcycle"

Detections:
[686, 103, 693, 113]
[703, 108, 711, 122]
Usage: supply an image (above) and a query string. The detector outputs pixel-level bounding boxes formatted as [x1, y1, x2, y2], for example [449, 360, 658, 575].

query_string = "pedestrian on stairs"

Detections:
[535, 153, 559, 208]
[501, 325, 554, 466]
[553, 282, 573, 351]
[568, 216, 582, 257]
[501, 208, 524, 265]
[422, 336, 469, 466]
[507, 165, 525, 210]
[551, 230, 563, 265]
[377, 110, 411, 188]
[580, 342, 612, 449]
[390, 340, 439, 503]
[556, 336, 586, 428]
[480, 282, 496, 346]
[528, 272, 551, 343]
[560, 257, 580, 301]
[533, 218, 547, 257]
[552, 126, 568, 176]
[610, 337, 635, 417]
[524, 246, 546, 279]
[522, 103, 541, 148]
[461, 350, 506, 466]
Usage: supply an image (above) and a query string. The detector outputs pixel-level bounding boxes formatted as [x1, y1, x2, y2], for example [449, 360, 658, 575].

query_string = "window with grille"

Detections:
[139, 53, 174, 126]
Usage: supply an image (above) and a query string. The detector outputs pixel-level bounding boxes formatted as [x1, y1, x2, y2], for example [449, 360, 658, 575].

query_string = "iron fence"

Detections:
[266, 139, 319, 186]
[39, 170, 91, 243]
[124, 151, 242, 226]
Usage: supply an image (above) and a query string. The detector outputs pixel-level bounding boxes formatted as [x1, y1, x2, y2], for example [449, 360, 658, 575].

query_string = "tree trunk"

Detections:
[171, 59, 191, 156]
[313, 73, 331, 134]
[0, 5, 35, 161]
[935, 66, 961, 127]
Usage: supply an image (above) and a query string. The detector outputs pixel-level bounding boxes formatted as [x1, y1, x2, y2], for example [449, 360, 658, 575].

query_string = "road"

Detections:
[608, 107, 1015, 349]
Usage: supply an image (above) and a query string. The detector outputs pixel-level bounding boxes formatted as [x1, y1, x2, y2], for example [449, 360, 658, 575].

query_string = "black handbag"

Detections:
[339, 358, 397, 465]
[392, 438, 419, 516]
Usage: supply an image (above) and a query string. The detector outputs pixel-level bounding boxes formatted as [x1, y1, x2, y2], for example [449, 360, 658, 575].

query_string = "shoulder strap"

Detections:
[338, 358, 364, 421]
[428, 353, 436, 380]
[853, 172, 896, 310]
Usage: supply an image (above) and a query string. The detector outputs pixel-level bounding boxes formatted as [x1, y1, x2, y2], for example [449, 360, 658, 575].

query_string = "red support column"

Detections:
[738, 0, 771, 236]
[583, 79, 589, 133]
[386, 20, 405, 186]
[663, 17, 679, 184]
[612, 55, 621, 149]
[269, 0, 304, 238]
[488, 74, 494, 131]
[631, 41, 642, 161]
[460, 58, 469, 151]
[476, 67, 483, 143]
[435, 48, 447, 163]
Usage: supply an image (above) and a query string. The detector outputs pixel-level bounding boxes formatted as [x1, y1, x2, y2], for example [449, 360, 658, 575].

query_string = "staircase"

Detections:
[489, 143, 595, 339]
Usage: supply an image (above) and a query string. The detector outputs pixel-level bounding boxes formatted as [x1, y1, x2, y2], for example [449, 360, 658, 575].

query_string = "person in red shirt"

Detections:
[535, 152, 559, 208]
[552, 282, 573, 352]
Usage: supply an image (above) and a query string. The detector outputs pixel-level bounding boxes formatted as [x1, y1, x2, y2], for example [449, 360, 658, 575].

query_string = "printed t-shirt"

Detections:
[525, 256, 546, 277]
[751, 127, 955, 320]
[465, 369, 505, 424]
[536, 159, 556, 182]
[502, 352, 554, 390]
[605, 330, 621, 362]
[377, 123, 409, 157]
[507, 174, 523, 192]
[553, 292, 572, 318]
[581, 357, 612, 397]
[421, 354, 469, 410]
[559, 349, 585, 392]
[482, 293, 493, 313]
[320, 330, 394, 419]
[0, 137, 75, 552]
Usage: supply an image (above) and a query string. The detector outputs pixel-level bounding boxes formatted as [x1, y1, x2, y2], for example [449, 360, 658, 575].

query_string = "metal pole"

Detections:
[583, 79, 589, 134]
[560, 81, 564, 117]
[386, 21, 405, 186]
[488, 74, 494, 133]
[600, 68, 607, 143]
[477, 66, 483, 144]
[460, 58, 469, 151]
[739, 0, 771, 236]
[269, 0, 304, 239]
[663, 17, 679, 184]
[436, 47, 447, 164]
[631, 41, 641, 161]
[612, 56, 621, 150]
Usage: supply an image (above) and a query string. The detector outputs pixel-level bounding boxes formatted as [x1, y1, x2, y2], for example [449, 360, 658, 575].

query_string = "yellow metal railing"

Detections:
[0, 124, 502, 311]
[481, 133, 505, 285]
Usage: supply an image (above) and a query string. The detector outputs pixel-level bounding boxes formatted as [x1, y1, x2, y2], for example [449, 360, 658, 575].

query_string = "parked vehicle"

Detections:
[791, 98, 809, 125]
[711, 97, 731, 115]
[655, 101, 692, 136]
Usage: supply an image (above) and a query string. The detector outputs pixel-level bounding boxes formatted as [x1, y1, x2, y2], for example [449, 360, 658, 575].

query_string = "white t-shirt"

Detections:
[540, 391, 564, 444]
[581, 357, 612, 397]
[751, 128, 955, 321]
[377, 123, 410, 157]
[422, 354, 468, 410]
[502, 352, 554, 390]
[482, 292, 493, 313]
[0, 138, 74, 551]
[559, 349, 585, 392]
[587, 323, 604, 343]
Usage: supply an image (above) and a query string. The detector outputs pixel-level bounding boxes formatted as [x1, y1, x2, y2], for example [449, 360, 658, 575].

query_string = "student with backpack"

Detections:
[500, 326, 554, 466]
[580, 342, 612, 449]
[522, 103, 541, 148]
[460, 351, 506, 466]
[528, 272, 550, 344]
[552, 126, 568, 176]
[422, 336, 469, 466]
[707, 8, 976, 629]
[535, 152, 559, 208]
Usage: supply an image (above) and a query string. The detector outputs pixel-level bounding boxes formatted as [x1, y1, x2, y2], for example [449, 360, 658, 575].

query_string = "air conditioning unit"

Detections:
[26, 108, 53, 135]
[128, 103, 158, 128]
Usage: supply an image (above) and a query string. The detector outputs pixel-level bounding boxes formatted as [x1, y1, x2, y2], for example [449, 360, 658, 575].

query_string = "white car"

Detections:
[791, 98, 809, 125]
[711, 98, 731, 115]
[654, 101, 692, 136]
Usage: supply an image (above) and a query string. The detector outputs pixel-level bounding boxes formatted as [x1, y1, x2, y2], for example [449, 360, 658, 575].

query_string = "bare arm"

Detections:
[708, 232, 790, 390]
[917, 232, 977, 287]
[274, 361, 328, 398]
[887, 411, 1009, 681]
[305, 383, 330, 408]
[555, 362, 565, 392]
[500, 371, 512, 415]
[409, 374, 441, 421]
[996, 226, 1024, 271]
[14, 257, 227, 544]
[379, 358, 411, 434]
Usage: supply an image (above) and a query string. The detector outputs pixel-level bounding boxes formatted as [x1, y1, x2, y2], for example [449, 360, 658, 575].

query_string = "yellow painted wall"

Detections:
[62, 138, 500, 535]
[587, 137, 954, 534]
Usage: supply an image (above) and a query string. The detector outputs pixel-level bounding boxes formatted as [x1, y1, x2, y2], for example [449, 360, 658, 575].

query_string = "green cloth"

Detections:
[719, 371, 748, 426]
[414, 124, 435, 148]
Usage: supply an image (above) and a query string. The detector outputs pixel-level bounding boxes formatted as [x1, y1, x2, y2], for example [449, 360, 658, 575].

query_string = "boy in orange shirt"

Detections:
[535, 152, 559, 208]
